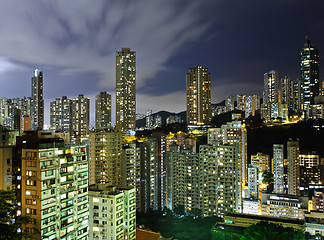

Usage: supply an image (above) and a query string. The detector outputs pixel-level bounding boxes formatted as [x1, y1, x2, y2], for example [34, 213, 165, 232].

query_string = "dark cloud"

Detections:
[0, 0, 324, 125]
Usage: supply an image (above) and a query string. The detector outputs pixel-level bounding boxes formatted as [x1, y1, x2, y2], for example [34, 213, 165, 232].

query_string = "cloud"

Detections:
[0, 0, 211, 95]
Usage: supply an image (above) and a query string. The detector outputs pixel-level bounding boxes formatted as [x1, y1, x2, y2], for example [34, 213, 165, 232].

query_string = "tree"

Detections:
[262, 171, 274, 193]
[241, 221, 305, 240]
[0, 190, 34, 240]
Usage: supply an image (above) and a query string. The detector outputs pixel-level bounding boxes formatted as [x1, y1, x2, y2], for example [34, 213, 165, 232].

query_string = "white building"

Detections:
[273, 144, 284, 194]
[89, 185, 136, 240]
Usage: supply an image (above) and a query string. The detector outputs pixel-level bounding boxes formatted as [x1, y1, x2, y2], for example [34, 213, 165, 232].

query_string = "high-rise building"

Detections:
[95, 91, 111, 129]
[251, 152, 270, 174]
[200, 144, 239, 217]
[293, 79, 302, 111]
[186, 65, 211, 125]
[301, 37, 319, 109]
[72, 94, 90, 137]
[287, 140, 300, 196]
[50, 95, 90, 137]
[121, 142, 140, 209]
[237, 94, 246, 111]
[50, 96, 72, 132]
[264, 70, 279, 104]
[207, 121, 247, 213]
[280, 76, 294, 109]
[31, 69, 44, 130]
[227, 95, 235, 111]
[273, 144, 284, 194]
[0, 126, 13, 190]
[116, 48, 136, 133]
[248, 165, 259, 199]
[138, 138, 159, 212]
[88, 128, 122, 186]
[245, 95, 261, 118]
[19, 131, 88, 240]
[88, 185, 136, 240]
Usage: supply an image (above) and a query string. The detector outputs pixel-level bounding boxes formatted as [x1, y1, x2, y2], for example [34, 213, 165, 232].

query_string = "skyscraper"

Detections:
[95, 91, 111, 129]
[72, 94, 90, 137]
[264, 70, 279, 104]
[88, 128, 122, 186]
[301, 37, 319, 109]
[31, 69, 44, 130]
[273, 144, 284, 194]
[116, 48, 136, 133]
[287, 139, 300, 196]
[186, 65, 211, 125]
[18, 131, 88, 240]
[50, 95, 90, 137]
[237, 94, 246, 111]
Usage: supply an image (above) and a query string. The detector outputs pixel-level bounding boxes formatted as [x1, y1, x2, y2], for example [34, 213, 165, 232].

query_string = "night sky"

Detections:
[0, 0, 323, 125]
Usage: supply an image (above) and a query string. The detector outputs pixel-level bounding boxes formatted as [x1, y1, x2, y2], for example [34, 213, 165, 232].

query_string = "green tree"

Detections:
[241, 221, 305, 240]
[0, 190, 34, 240]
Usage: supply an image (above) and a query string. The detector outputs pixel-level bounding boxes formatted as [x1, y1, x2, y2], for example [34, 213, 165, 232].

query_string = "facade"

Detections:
[186, 65, 211, 125]
[50, 96, 72, 132]
[237, 94, 246, 111]
[138, 138, 159, 212]
[121, 143, 140, 209]
[227, 95, 235, 111]
[308, 103, 324, 120]
[50, 95, 90, 137]
[280, 76, 294, 109]
[264, 70, 279, 104]
[0, 97, 32, 132]
[88, 185, 136, 240]
[301, 37, 320, 109]
[19, 131, 88, 240]
[305, 211, 324, 239]
[31, 69, 44, 130]
[287, 140, 300, 196]
[261, 102, 288, 122]
[251, 152, 270, 174]
[242, 199, 261, 215]
[208, 121, 247, 212]
[116, 48, 136, 133]
[95, 91, 111, 129]
[72, 94, 90, 137]
[261, 193, 308, 220]
[248, 165, 259, 199]
[0, 126, 13, 190]
[273, 144, 284, 194]
[166, 144, 200, 213]
[88, 129, 122, 186]
[245, 95, 260, 118]
[200, 144, 239, 217]
[293, 79, 302, 111]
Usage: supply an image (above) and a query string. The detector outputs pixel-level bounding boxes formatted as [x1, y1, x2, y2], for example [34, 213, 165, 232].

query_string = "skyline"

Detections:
[0, 1, 324, 125]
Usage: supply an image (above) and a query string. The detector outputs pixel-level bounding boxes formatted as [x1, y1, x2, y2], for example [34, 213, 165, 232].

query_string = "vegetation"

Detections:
[137, 208, 221, 240]
[247, 119, 324, 158]
[262, 171, 274, 193]
[241, 221, 305, 240]
[0, 190, 35, 240]
[211, 225, 243, 240]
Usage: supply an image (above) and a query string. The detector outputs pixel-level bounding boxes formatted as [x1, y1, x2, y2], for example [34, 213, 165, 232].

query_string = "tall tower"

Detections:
[287, 139, 300, 196]
[264, 70, 279, 104]
[186, 65, 211, 125]
[95, 91, 111, 129]
[116, 48, 136, 133]
[31, 69, 44, 130]
[301, 37, 319, 109]
[273, 144, 284, 194]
